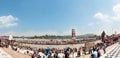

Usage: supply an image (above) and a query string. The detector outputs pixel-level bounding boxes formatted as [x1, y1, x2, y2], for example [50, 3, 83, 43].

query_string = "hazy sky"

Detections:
[0, 0, 120, 36]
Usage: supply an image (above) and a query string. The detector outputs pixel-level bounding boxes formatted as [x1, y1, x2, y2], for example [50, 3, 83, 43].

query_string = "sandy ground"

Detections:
[1, 47, 30, 58]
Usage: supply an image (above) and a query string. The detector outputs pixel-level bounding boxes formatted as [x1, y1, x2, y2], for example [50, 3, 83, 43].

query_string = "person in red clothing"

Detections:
[31, 53, 36, 58]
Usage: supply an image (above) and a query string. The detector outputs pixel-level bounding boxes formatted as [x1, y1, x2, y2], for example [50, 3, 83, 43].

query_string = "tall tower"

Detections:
[72, 29, 76, 39]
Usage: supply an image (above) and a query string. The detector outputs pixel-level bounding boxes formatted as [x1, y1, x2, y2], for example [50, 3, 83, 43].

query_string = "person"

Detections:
[31, 53, 36, 58]
[54, 51, 59, 58]
[47, 52, 52, 58]
[102, 43, 106, 54]
[58, 50, 65, 58]
[118, 36, 120, 44]
[64, 51, 69, 58]
[45, 47, 50, 55]
[89, 47, 93, 54]
[92, 48, 98, 58]
[91, 54, 94, 58]
[77, 50, 81, 57]
[83, 47, 86, 55]
[37, 55, 41, 58]
[97, 48, 101, 58]
[38, 50, 44, 58]
[80, 47, 83, 56]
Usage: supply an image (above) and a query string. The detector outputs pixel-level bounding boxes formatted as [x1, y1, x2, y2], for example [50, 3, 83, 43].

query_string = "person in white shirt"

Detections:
[58, 50, 65, 58]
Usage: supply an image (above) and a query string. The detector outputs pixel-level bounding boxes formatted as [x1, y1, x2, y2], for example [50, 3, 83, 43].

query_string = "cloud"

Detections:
[94, 4, 120, 22]
[94, 12, 109, 21]
[2, 31, 69, 36]
[94, 3, 120, 35]
[88, 22, 94, 26]
[113, 4, 120, 15]
[2, 28, 76, 36]
[111, 4, 120, 21]
[0, 15, 18, 29]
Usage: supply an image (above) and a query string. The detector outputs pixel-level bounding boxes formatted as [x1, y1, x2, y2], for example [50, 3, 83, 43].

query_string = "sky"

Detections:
[0, 0, 120, 36]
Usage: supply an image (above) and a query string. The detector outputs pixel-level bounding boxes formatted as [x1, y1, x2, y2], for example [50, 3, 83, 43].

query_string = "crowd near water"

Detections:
[14, 38, 99, 45]
[12, 39, 98, 58]
[0, 35, 119, 58]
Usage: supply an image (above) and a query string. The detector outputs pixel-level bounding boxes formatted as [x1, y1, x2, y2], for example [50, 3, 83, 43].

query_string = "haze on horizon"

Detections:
[0, 0, 120, 36]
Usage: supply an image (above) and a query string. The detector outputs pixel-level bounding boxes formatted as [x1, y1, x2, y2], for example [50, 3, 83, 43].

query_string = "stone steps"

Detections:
[0, 48, 13, 58]
[105, 44, 120, 58]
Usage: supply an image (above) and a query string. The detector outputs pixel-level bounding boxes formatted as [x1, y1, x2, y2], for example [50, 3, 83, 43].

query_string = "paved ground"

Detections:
[1, 48, 30, 58]
[101, 43, 120, 58]
[0, 48, 13, 58]
[82, 43, 118, 58]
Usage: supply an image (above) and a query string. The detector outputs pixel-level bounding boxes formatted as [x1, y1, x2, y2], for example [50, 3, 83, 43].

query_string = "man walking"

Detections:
[102, 43, 106, 54]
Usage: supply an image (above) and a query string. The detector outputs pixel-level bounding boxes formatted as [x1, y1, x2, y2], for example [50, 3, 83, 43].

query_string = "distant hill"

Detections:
[11, 33, 97, 39]
[77, 33, 97, 38]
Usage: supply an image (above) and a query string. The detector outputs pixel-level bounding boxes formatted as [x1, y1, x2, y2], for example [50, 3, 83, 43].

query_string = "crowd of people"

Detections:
[9, 39, 105, 58]
[0, 36, 119, 58]
[14, 38, 99, 45]
[89, 35, 120, 58]
[2, 38, 98, 58]
[11, 41, 109, 58]
[10, 44, 87, 58]
[89, 42, 107, 58]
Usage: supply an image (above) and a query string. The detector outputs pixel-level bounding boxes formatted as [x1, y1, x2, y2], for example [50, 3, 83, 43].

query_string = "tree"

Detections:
[101, 31, 106, 42]
[34, 35, 38, 39]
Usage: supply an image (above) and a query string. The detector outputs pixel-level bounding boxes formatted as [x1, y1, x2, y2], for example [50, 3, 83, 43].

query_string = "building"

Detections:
[72, 29, 76, 39]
